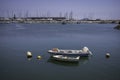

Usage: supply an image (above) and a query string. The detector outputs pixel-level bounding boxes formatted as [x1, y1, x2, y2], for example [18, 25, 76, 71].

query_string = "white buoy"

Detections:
[106, 53, 110, 58]
[37, 56, 41, 59]
[27, 51, 32, 58]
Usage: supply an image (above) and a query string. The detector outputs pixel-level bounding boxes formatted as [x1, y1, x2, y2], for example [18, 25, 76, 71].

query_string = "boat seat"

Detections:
[60, 50, 64, 53]
[79, 50, 83, 53]
[68, 50, 72, 53]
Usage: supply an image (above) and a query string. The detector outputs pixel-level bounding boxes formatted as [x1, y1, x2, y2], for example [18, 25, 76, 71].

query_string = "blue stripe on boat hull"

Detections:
[49, 52, 89, 57]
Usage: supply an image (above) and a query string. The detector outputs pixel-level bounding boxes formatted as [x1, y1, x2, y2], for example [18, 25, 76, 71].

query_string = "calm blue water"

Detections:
[0, 23, 120, 80]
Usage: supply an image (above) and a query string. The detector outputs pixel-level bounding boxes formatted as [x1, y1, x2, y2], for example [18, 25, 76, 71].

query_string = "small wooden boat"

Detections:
[52, 55, 80, 62]
[48, 47, 92, 57]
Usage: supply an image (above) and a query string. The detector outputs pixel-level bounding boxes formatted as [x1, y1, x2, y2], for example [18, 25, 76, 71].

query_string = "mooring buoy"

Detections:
[106, 53, 110, 58]
[27, 51, 32, 58]
[37, 56, 42, 59]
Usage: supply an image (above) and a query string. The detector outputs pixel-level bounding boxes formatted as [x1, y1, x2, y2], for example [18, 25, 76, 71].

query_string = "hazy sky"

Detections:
[0, 0, 120, 19]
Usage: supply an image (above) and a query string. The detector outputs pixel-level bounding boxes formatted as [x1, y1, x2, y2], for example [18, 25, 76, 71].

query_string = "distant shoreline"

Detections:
[0, 17, 120, 24]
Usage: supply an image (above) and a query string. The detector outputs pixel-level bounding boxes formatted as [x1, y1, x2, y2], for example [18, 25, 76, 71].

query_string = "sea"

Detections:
[0, 23, 120, 80]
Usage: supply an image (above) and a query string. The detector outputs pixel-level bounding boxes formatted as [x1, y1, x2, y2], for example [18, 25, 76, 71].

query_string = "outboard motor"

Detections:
[82, 47, 89, 53]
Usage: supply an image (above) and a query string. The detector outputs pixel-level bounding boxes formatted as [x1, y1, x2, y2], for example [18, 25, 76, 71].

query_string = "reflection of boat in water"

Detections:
[47, 56, 89, 66]
[48, 47, 92, 57]
[52, 55, 80, 62]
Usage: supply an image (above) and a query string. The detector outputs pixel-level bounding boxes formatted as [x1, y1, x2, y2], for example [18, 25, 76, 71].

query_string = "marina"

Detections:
[0, 17, 120, 24]
[1, 0, 120, 80]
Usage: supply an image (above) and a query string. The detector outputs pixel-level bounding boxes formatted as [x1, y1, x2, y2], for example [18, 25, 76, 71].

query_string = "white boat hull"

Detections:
[48, 50, 92, 57]
[52, 55, 80, 62]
